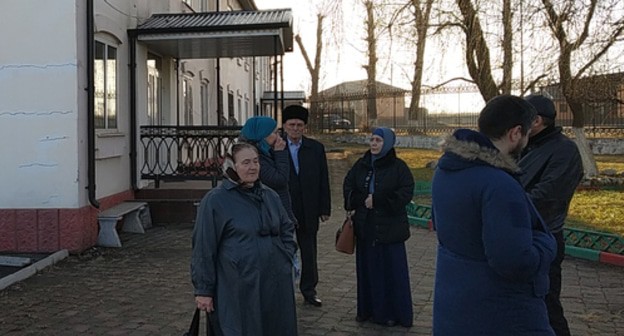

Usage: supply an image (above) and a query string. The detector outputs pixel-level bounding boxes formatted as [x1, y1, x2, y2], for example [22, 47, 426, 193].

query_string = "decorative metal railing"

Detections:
[140, 126, 242, 187]
[406, 202, 432, 229]
[563, 227, 624, 255]
[413, 181, 432, 195]
[405, 202, 624, 256]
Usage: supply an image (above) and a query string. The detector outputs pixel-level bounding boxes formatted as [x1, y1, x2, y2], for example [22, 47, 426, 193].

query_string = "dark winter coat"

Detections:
[343, 149, 414, 244]
[431, 129, 556, 336]
[286, 136, 331, 232]
[258, 149, 297, 225]
[191, 179, 298, 336]
[519, 126, 583, 233]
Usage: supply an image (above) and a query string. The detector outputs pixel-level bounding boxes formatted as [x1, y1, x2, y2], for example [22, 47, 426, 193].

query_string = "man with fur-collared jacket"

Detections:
[432, 95, 556, 335]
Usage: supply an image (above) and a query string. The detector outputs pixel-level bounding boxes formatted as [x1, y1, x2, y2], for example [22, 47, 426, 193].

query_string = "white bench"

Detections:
[97, 202, 152, 248]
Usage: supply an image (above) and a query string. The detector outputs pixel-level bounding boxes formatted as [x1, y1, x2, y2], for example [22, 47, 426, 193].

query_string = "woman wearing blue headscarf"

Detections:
[240, 116, 297, 225]
[343, 127, 415, 328]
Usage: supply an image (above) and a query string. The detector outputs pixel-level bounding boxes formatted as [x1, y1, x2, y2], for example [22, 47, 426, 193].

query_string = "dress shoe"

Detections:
[304, 296, 322, 307]
[385, 320, 397, 327]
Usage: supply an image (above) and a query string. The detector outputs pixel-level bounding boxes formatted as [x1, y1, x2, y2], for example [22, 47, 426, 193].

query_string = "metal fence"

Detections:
[309, 84, 624, 137]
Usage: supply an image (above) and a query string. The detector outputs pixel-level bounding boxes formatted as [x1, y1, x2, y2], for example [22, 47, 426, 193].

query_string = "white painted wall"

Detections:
[0, 0, 81, 208]
[0, 0, 279, 205]
[92, 0, 133, 198]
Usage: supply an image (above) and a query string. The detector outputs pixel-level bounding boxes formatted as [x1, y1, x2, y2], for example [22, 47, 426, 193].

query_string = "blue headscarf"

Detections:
[368, 127, 396, 193]
[240, 116, 277, 156]
[371, 127, 396, 161]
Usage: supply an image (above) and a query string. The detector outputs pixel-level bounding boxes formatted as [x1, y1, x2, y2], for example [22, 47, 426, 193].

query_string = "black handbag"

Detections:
[184, 308, 218, 336]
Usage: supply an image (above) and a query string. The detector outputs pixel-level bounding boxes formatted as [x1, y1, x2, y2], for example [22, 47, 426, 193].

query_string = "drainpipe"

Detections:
[252, 57, 256, 116]
[129, 34, 138, 190]
[176, 59, 181, 127]
[216, 0, 221, 124]
[280, 55, 284, 112]
[87, 0, 99, 208]
[273, 36, 278, 119]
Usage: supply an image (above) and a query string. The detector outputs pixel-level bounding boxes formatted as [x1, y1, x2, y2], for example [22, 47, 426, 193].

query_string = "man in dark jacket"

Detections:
[282, 105, 331, 307]
[519, 94, 583, 336]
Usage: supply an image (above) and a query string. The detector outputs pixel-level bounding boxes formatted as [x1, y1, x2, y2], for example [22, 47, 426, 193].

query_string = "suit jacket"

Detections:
[286, 135, 331, 232]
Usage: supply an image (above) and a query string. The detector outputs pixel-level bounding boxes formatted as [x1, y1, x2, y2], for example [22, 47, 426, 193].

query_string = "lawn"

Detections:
[333, 140, 624, 237]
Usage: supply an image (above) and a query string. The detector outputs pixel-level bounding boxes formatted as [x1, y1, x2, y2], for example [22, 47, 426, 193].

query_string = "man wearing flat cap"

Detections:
[282, 105, 331, 307]
[519, 94, 583, 336]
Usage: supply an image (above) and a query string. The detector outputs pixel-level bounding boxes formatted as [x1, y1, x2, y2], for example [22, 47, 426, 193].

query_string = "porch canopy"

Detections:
[129, 9, 293, 58]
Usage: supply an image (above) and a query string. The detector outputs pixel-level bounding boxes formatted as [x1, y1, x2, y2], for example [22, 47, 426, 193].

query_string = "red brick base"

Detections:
[0, 190, 133, 253]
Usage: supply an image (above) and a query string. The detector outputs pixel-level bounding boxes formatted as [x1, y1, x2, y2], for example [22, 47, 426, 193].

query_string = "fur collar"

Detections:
[440, 134, 521, 174]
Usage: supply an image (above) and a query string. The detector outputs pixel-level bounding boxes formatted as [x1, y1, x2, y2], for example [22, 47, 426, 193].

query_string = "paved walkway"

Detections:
[1, 153, 623, 335]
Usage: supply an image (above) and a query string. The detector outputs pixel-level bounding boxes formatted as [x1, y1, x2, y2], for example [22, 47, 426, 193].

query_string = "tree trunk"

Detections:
[294, 14, 325, 130]
[538, 0, 619, 178]
[500, 0, 512, 94]
[572, 127, 598, 177]
[365, 0, 378, 129]
[456, 0, 500, 101]
[310, 14, 324, 124]
[408, 0, 434, 122]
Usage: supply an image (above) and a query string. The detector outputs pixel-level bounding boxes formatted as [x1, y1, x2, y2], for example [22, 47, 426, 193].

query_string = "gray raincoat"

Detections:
[191, 179, 298, 336]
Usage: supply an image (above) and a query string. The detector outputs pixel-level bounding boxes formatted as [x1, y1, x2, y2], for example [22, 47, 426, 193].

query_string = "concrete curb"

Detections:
[0, 250, 69, 291]
[565, 246, 624, 267]
[599, 251, 624, 267]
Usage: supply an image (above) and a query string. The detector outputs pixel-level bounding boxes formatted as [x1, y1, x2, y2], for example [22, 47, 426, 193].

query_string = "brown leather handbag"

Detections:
[335, 213, 355, 254]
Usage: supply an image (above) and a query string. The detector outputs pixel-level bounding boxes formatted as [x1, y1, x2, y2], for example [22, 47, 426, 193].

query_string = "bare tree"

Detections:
[403, 0, 435, 121]
[539, 0, 624, 176]
[294, 1, 343, 128]
[364, 0, 379, 128]
[454, 0, 514, 101]
[295, 14, 324, 121]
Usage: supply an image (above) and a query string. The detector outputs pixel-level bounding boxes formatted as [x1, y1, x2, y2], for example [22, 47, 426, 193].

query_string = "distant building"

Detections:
[316, 80, 408, 129]
[539, 72, 624, 128]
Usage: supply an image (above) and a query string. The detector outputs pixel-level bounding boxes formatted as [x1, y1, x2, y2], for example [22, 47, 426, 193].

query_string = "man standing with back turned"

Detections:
[432, 95, 556, 335]
[519, 94, 583, 336]
[282, 105, 331, 307]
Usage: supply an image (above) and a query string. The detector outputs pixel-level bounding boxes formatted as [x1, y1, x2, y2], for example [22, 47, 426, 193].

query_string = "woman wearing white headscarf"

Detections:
[343, 127, 415, 328]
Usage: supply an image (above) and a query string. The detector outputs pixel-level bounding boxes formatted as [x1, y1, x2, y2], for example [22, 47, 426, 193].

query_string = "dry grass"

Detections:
[568, 190, 624, 236]
[596, 155, 624, 172]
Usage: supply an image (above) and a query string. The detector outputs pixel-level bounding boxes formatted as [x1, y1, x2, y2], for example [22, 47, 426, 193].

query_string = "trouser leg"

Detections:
[546, 230, 571, 336]
[296, 226, 318, 298]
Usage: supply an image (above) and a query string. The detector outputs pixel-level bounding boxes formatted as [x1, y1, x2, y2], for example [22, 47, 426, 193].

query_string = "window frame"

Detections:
[183, 75, 194, 126]
[94, 40, 118, 130]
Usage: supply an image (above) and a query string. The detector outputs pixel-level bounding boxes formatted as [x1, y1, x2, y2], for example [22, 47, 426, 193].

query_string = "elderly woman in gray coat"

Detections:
[191, 142, 298, 336]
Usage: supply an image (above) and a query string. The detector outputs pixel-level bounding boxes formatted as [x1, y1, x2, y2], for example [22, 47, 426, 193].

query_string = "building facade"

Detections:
[0, 0, 290, 253]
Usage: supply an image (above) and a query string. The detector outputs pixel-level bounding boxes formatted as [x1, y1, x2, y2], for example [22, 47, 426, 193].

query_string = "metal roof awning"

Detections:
[129, 9, 293, 59]
[261, 91, 306, 102]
